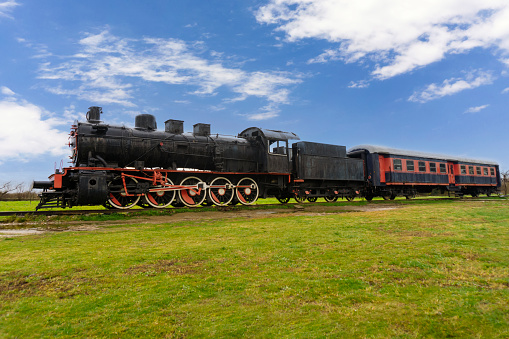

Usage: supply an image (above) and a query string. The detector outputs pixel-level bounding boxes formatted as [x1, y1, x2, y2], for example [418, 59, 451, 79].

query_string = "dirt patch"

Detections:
[1, 203, 402, 237]
[0, 229, 46, 237]
[0, 269, 92, 299]
[135, 204, 400, 224]
[0, 225, 101, 237]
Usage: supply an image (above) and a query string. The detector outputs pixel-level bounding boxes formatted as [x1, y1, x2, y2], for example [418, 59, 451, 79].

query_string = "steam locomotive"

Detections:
[32, 107, 501, 210]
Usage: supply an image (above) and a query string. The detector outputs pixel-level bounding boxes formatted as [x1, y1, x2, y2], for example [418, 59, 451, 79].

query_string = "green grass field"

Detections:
[0, 194, 461, 212]
[1, 199, 508, 338]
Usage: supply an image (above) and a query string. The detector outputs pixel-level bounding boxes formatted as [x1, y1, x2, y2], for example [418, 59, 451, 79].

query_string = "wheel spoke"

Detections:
[208, 177, 234, 206]
[236, 177, 259, 205]
[294, 194, 306, 203]
[144, 178, 176, 208]
[325, 196, 338, 202]
[178, 176, 206, 207]
[107, 176, 140, 209]
[276, 193, 290, 204]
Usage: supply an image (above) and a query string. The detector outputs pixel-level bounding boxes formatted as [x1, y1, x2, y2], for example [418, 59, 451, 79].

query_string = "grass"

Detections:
[0, 194, 467, 212]
[0, 199, 508, 337]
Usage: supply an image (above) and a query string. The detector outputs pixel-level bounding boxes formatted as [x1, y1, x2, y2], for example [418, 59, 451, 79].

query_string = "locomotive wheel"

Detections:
[178, 176, 207, 207]
[324, 195, 338, 202]
[144, 178, 176, 208]
[107, 177, 141, 209]
[294, 194, 306, 203]
[236, 177, 259, 205]
[307, 196, 318, 203]
[276, 194, 291, 204]
[208, 177, 234, 206]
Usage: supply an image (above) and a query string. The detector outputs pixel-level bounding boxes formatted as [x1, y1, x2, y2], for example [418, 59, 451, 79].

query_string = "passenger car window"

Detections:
[406, 160, 414, 172]
[490, 168, 495, 176]
[469, 166, 474, 175]
[476, 167, 481, 175]
[439, 163, 447, 173]
[393, 159, 402, 171]
[483, 167, 488, 176]
[429, 163, 437, 173]
[418, 161, 426, 172]
[460, 165, 466, 174]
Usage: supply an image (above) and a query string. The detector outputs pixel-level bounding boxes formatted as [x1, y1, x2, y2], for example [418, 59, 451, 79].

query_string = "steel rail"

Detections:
[1, 196, 503, 218]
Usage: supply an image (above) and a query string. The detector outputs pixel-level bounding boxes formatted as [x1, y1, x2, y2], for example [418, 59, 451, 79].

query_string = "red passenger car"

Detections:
[347, 145, 500, 200]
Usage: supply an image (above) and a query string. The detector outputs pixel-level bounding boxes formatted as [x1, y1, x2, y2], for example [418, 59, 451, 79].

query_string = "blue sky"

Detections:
[1, 0, 508, 187]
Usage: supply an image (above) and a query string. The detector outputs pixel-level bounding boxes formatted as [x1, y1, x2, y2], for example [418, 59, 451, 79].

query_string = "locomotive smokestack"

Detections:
[86, 106, 102, 123]
[135, 114, 157, 130]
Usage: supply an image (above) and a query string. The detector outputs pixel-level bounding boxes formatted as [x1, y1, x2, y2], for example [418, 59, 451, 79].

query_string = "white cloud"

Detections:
[348, 80, 370, 89]
[256, 0, 509, 79]
[502, 87, 509, 93]
[248, 111, 279, 120]
[500, 58, 509, 67]
[0, 98, 69, 160]
[464, 104, 489, 113]
[1, 86, 15, 96]
[408, 70, 494, 103]
[0, 0, 19, 19]
[38, 30, 302, 119]
[246, 103, 281, 120]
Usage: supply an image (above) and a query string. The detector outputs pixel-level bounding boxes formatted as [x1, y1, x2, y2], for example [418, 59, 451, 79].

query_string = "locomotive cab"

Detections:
[239, 127, 300, 174]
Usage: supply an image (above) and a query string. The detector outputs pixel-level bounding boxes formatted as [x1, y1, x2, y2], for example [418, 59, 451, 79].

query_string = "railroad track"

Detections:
[1, 196, 504, 218]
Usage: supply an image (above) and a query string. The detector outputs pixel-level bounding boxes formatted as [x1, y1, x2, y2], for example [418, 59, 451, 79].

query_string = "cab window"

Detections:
[490, 168, 495, 176]
[393, 159, 402, 171]
[406, 160, 415, 172]
[269, 140, 287, 155]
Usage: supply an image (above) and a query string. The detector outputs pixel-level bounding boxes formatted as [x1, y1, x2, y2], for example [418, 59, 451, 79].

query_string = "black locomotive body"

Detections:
[33, 106, 501, 210]
[34, 107, 362, 209]
[75, 107, 262, 172]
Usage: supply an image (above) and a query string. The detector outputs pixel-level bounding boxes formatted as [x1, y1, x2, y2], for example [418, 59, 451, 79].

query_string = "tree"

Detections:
[501, 170, 509, 196]
[0, 182, 35, 201]
[0, 182, 14, 200]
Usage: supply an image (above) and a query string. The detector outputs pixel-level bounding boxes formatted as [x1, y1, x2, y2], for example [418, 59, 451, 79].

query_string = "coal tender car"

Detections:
[33, 107, 363, 209]
[33, 106, 501, 210]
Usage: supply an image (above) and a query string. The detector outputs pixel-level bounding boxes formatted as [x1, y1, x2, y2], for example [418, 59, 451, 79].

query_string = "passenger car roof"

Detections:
[347, 144, 498, 165]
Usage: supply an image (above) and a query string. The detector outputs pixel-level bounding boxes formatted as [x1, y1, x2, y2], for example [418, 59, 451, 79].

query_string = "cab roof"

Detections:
[239, 127, 300, 141]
